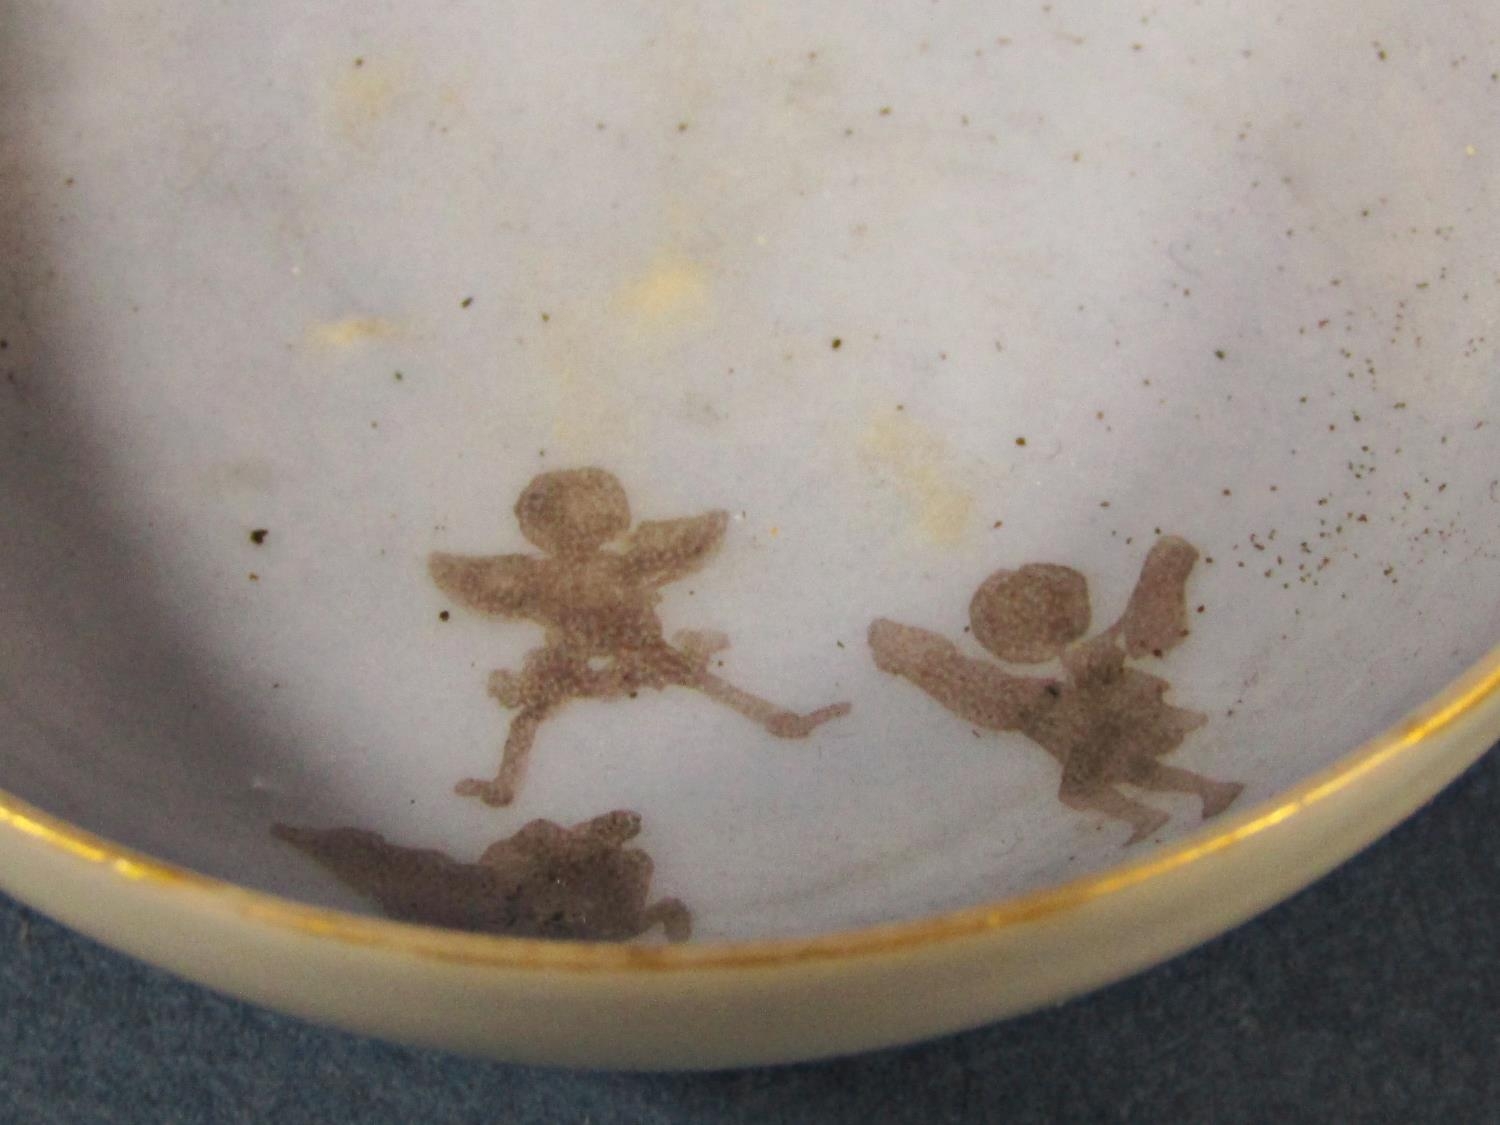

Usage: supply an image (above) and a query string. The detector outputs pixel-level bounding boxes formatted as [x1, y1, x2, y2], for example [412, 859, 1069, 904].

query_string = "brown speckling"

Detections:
[250, 529, 268, 545]
[869, 538, 1242, 845]
[460, 296, 474, 309]
[430, 468, 849, 806]
[272, 811, 691, 942]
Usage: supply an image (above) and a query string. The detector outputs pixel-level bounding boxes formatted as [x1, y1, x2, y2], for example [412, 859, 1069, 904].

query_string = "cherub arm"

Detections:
[1111, 536, 1199, 658]
[869, 618, 1050, 731]
[624, 510, 729, 586]
[428, 552, 542, 618]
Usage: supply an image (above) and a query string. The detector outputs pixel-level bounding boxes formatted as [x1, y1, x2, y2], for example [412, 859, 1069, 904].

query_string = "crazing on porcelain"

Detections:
[273, 810, 691, 942]
[429, 468, 851, 807]
[869, 537, 1243, 844]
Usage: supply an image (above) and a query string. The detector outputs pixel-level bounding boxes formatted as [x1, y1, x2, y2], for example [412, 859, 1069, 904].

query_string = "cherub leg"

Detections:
[1126, 760, 1244, 820]
[641, 897, 693, 942]
[455, 703, 554, 807]
[689, 667, 850, 737]
[1058, 773, 1170, 846]
[639, 639, 848, 737]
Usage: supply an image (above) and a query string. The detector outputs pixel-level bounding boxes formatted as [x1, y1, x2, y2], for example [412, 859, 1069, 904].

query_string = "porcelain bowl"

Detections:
[2, 0, 1497, 1068]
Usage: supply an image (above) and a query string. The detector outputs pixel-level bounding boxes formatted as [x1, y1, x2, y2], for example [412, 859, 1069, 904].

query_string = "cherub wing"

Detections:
[273, 825, 512, 933]
[428, 552, 543, 618]
[1114, 536, 1199, 657]
[623, 510, 729, 586]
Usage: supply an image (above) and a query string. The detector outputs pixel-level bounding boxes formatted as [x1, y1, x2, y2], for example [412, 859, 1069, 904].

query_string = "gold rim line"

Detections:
[2, 644, 1498, 973]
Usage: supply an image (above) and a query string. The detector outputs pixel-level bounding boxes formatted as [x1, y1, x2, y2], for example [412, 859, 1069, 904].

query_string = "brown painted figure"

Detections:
[273, 810, 692, 942]
[430, 468, 850, 806]
[869, 537, 1243, 845]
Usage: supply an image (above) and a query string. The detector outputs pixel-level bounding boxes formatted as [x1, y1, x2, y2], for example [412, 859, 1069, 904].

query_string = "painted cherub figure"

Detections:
[869, 537, 1243, 845]
[430, 468, 850, 806]
[274, 810, 691, 942]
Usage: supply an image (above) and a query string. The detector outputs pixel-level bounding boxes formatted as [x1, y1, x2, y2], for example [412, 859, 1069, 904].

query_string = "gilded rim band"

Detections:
[2, 644, 1497, 973]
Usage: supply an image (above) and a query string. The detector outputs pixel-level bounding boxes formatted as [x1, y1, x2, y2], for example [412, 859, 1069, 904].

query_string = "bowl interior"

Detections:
[2, 0, 1497, 942]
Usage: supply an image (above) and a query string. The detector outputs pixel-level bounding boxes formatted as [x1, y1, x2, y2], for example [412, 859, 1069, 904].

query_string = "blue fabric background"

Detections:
[2, 746, 1496, 1124]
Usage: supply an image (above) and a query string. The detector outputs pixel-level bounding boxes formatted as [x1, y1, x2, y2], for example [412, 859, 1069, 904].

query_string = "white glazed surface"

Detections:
[2, 1, 1497, 943]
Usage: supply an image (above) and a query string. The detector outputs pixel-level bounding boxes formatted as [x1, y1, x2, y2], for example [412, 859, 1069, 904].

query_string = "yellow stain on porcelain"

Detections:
[537, 251, 716, 456]
[328, 57, 405, 141]
[610, 254, 713, 339]
[305, 317, 400, 350]
[859, 409, 974, 547]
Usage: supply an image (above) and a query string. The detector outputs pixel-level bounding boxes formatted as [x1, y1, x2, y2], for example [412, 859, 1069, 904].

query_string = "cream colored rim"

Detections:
[3, 644, 1498, 972]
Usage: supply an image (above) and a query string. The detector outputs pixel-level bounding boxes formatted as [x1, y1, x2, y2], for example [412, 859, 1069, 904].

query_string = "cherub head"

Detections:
[969, 563, 1091, 664]
[515, 468, 631, 557]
